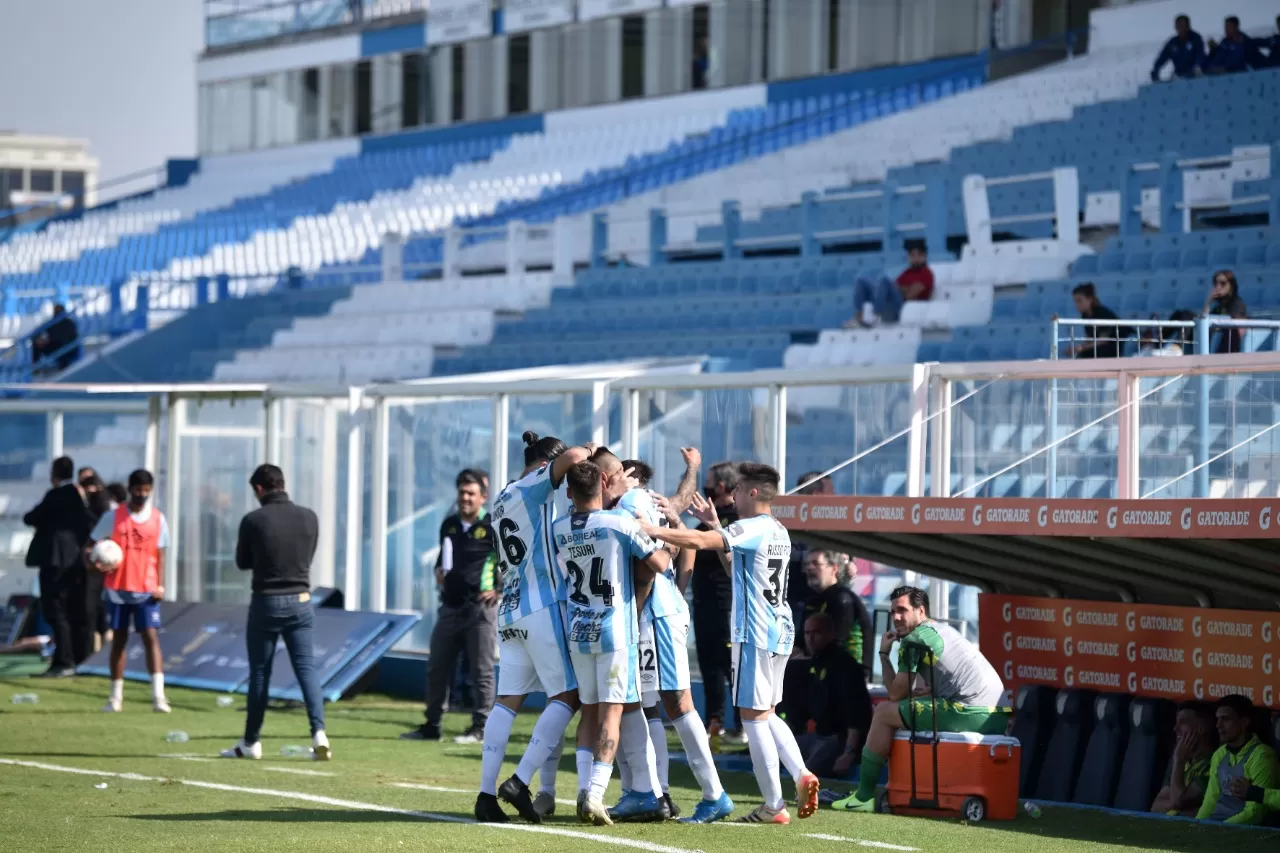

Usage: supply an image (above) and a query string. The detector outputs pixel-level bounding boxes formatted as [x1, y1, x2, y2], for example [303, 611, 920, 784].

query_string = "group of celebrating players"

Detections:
[473, 431, 820, 826]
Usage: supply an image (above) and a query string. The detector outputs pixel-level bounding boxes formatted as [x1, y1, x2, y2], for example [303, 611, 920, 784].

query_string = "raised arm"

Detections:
[638, 523, 724, 552]
[549, 444, 594, 486]
[666, 447, 702, 514]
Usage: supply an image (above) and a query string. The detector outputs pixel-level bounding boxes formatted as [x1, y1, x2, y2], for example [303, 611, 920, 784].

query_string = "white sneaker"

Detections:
[312, 730, 331, 761]
[153, 699, 171, 713]
[220, 740, 262, 760]
[101, 699, 122, 713]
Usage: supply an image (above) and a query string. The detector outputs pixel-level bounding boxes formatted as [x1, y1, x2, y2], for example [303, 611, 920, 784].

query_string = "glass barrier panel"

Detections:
[178, 433, 264, 605]
[505, 393, 598, 485]
[388, 397, 494, 651]
[784, 380, 913, 496]
[635, 387, 772, 496]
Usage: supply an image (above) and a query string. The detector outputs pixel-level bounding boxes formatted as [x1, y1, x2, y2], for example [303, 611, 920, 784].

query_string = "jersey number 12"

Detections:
[567, 557, 615, 607]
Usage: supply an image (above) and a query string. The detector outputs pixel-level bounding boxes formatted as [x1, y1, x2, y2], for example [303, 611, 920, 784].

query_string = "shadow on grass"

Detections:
[951, 804, 1279, 853]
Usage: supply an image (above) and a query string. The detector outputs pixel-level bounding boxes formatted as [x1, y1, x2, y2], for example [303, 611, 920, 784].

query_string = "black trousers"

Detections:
[425, 601, 496, 729]
[693, 612, 735, 729]
[39, 566, 90, 669]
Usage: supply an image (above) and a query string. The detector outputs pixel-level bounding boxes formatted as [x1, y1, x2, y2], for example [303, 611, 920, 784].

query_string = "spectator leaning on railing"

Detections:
[1263, 16, 1280, 67]
[1137, 309, 1195, 357]
[1206, 16, 1263, 74]
[1152, 15, 1207, 81]
[1203, 269, 1248, 354]
[1060, 282, 1129, 359]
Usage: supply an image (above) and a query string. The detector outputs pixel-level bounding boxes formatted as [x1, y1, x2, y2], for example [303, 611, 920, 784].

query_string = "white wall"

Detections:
[0, 0, 203, 184]
[1091, 0, 1278, 50]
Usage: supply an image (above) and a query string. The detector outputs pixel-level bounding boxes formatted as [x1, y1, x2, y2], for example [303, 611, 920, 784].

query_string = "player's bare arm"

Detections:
[666, 447, 702, 514]
[549, 444, 593, 485]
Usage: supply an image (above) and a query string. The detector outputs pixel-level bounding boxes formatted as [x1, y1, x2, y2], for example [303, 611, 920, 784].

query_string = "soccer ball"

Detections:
[90, 539, 124, 572]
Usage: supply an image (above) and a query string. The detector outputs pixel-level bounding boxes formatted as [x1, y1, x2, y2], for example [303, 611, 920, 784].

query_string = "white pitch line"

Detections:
[158, 754, 218, 763]
[392, 781, 576, 808]
[262, 766, 336, 777]
[0, 758, 701, 853]
[804, 834, 920, 851]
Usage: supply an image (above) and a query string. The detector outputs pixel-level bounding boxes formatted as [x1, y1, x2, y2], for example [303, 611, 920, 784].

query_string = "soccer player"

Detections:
[637, 463, 819, 825]
[89, 469, 170, 714]
[612, 452, 733, 824]
[556, 459, 671, 826]
[832, 585, 1010, 812]
[474, 431, 592, 824]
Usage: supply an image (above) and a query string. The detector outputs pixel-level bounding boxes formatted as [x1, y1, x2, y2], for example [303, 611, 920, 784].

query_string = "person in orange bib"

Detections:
[89, 469, 170, 713]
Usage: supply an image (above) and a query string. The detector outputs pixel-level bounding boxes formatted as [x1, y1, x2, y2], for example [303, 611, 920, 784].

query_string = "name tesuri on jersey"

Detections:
[494, 465, 560, 627]
[553, 508, 657, 653]
[617, 488, 684, 620]
[722, 514, 794, 654]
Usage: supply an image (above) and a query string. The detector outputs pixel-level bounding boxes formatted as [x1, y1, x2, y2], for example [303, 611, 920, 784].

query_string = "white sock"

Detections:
[515, 700, 574, 786]
[673, 710, 723, 799]
[576, 747, 594, 792]
[151, 673, 165, 702]
[744, 719, 784, 811]
[480, 705, 516, 796]
[617, 733, 633, 791]
[110, 679, 124, 704]
[620, 709, 659, 795]
[539, 736, 565, 796]
[588, 760, 613, 804]
[647, 717, 669, 792]
[768, 714, 808, 781]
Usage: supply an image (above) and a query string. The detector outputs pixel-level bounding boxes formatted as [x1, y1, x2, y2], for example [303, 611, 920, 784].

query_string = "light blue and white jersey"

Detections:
[554, 508, 657, 654]
[721, 513, 794, 654]
[494, 464, 560, 627]
[617, 488, 685, 620]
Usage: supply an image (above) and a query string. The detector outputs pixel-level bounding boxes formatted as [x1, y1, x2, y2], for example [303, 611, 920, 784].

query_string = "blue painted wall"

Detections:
[360, 113, 544, 154]
[766, 52, 988, 104]
[361, 22, 426, 57]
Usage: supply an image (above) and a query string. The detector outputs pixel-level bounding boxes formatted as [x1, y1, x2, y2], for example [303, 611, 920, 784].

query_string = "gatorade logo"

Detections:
[1264, 654, 1273, 676]
[1106, 506, 1118, 529]
[1063, 607, 1074, 627]
[972, 504, 983, 527]
[1126, 611, 1136, 632]
[852, 503, 863, 524]
[1003, 632, 1013, 652]
[1128, 672, 1138, 692]
[1004, 660, 1014, 680]
[1127, 641, 1137, 662]
[1181, 507, 1193, 530]
[1264, 622, 1273, 644]
[911, 503, 921, 525]
[799, 502, 809, 523]
[1002, 603, 1012, 623]
[1192, 616, 1203, 638]
[1064, 637, 1074, 657]
[1193, 648, 1203, 669]
[1266, 685, 1275, 707]
[1037, 505, 1048, 527]
[1262, 506, 1273, 531]
[1194, 678, 1204, 699]
[1064, 666, 1075, 687]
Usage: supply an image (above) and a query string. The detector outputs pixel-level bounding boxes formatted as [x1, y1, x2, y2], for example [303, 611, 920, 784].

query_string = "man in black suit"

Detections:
[24, 455, 93, 676]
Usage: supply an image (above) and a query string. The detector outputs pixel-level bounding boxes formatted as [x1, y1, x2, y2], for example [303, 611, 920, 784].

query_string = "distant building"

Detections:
[0, 132, 99, 213]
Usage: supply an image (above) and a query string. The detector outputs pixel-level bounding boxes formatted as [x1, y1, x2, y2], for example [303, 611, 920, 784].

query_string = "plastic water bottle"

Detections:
[216, 696, 235, 708]
[280, 745, 312, 758]
[165, 731, 190, 744]
[10, 693, 38, 705]
[1023, 801, 1042, 819]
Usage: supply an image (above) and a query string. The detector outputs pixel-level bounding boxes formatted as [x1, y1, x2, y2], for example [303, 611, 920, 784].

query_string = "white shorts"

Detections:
[496, 604, 577, 698]
[639, 610, 691, 708]
[570, 646, 639, 705]
[731, 642, 787, 712]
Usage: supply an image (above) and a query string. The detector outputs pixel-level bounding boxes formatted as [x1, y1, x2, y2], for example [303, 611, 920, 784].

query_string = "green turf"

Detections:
[1, 663, 1274, 853]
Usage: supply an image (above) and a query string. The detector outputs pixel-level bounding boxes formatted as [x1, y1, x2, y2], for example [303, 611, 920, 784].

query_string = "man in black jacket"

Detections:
[693, 461, 742, 744]
[24, 455, 93, 676]
[221, 464, 329, 761]
[803, 549, 873, 667]
[403, 469, 498, 744]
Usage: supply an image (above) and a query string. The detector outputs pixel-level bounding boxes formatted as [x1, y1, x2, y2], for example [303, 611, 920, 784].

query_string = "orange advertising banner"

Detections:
[979, 594, 1280, 710]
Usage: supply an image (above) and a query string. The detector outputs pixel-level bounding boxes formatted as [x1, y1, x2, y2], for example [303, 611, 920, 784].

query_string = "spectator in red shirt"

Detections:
[848, 240, 934, 327]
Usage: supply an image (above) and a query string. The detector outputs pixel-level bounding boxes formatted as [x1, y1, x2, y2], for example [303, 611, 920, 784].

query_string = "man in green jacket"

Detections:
[1194, 694, 1279, 825]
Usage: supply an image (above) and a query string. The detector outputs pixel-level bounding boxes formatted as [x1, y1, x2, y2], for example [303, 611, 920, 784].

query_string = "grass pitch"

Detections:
[0, 663, 1274, 853]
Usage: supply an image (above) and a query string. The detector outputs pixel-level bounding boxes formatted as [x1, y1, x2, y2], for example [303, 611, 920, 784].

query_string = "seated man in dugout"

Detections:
[1151, 701, 1217, 816]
